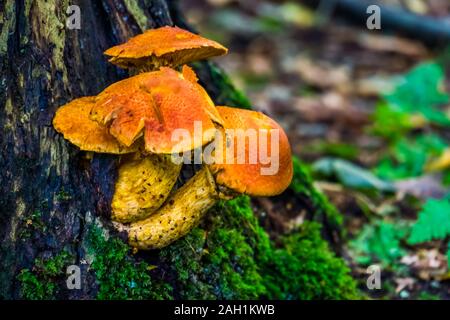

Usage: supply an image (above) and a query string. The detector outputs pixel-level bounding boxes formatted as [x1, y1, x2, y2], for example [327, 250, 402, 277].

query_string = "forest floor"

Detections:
[182, 0, 450, 299]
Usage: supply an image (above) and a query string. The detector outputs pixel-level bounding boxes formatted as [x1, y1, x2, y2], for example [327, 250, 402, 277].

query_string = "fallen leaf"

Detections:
[357, 34, 428, 57]
[285, 55, 350, 89]
[401, 254, 419, 266]
[247, 53, 272, 75]
[292, 92, 370, 125]
[401, 249, 448, 280]
[426, 148, 450, 172]
[313, 158, 395, 192]
[207, 0, 233, 6]
[395, 277, 415, 294]
[404, 0, 428, 14]
[394, 175, 447, 200]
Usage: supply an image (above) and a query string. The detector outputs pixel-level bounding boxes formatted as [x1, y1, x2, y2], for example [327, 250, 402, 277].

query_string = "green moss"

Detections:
[17, 269, 56, 300]
[86, 225, 172, 300]
[56, 188, 72, 202]
[28, 0, 69, 83]
[160, 196, 358, 300]
[35, 251, 71, 277]
[43, 137, 354, 301]
[290, 156, 343, 227]
[0, 0, 16, 56]
[123, 0, 149, 31]
[17, 250, 72, 300]
[160, 197, 268, 299]
[417, 291, 440, 300]
[262, 222, 358, 300]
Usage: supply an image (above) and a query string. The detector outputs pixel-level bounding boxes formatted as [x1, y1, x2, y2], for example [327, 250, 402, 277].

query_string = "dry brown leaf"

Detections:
[357, 34, 428, 57]
[401, 249, 448, 280]
[292, 92, 370, 125]
[206, 0, 233, 6]
[247, 54, 272, 75]
[394, 277, 415, 294]
[286, 55, 351, 89]
[394, 175, 447, 200]
[404, 0, 428, 14]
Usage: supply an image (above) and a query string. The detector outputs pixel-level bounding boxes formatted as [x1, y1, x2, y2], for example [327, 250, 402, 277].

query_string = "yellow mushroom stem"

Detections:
[128, 166, 221, 250]
[111, 153, 182, 223]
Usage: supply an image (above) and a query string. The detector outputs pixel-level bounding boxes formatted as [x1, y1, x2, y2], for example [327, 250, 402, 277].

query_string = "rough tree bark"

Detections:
[0, 0, 352, 300]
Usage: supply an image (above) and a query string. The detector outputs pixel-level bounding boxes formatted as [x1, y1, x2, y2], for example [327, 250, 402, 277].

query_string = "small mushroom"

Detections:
[104, 26, 228, 72]
[127, 107, 293, 249]
[209, 106, 293, 197]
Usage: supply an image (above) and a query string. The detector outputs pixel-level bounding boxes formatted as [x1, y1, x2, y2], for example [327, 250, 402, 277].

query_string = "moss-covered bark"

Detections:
[159, 196, 358, 300]
[0, 0, 358, 299]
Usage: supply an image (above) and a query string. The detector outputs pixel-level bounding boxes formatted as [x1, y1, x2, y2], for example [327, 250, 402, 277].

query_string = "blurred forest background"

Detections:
[181, 0, 450, 299]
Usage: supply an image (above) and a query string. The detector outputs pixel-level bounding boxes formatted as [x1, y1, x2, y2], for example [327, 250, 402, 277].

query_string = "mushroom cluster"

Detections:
[53, 26, 293, 250]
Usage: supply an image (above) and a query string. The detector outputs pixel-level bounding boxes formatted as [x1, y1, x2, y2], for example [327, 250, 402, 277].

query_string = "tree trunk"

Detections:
[0, 0, 356, 300]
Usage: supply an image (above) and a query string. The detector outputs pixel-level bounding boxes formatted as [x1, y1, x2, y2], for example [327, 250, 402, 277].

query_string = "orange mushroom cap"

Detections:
[90, 67, 220, 154]
[181, 65, 223, 125]
[209, 106, 293, 196]
[104, 26, 228, 70]
[53, 97, 139, 154]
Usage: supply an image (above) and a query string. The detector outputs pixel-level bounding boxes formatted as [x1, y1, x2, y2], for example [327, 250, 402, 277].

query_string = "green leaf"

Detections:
[408, 199, 450, 244]
[313, 157, 395, 192]
[384, 62, 450, 126]
[370, 102, 415, 141]
[349, 221, 408, 267]
[304, 141, 359, 160]
[375, 134, 448, 180]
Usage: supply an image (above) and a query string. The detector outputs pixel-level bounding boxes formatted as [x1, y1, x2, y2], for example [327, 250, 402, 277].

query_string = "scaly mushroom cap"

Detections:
[181, 65, 223, 125]
[53, 97, 139, 154]
[209, 106, 293, 196]
[90, 67, 221, 154]
[104, 26, 228, 70]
